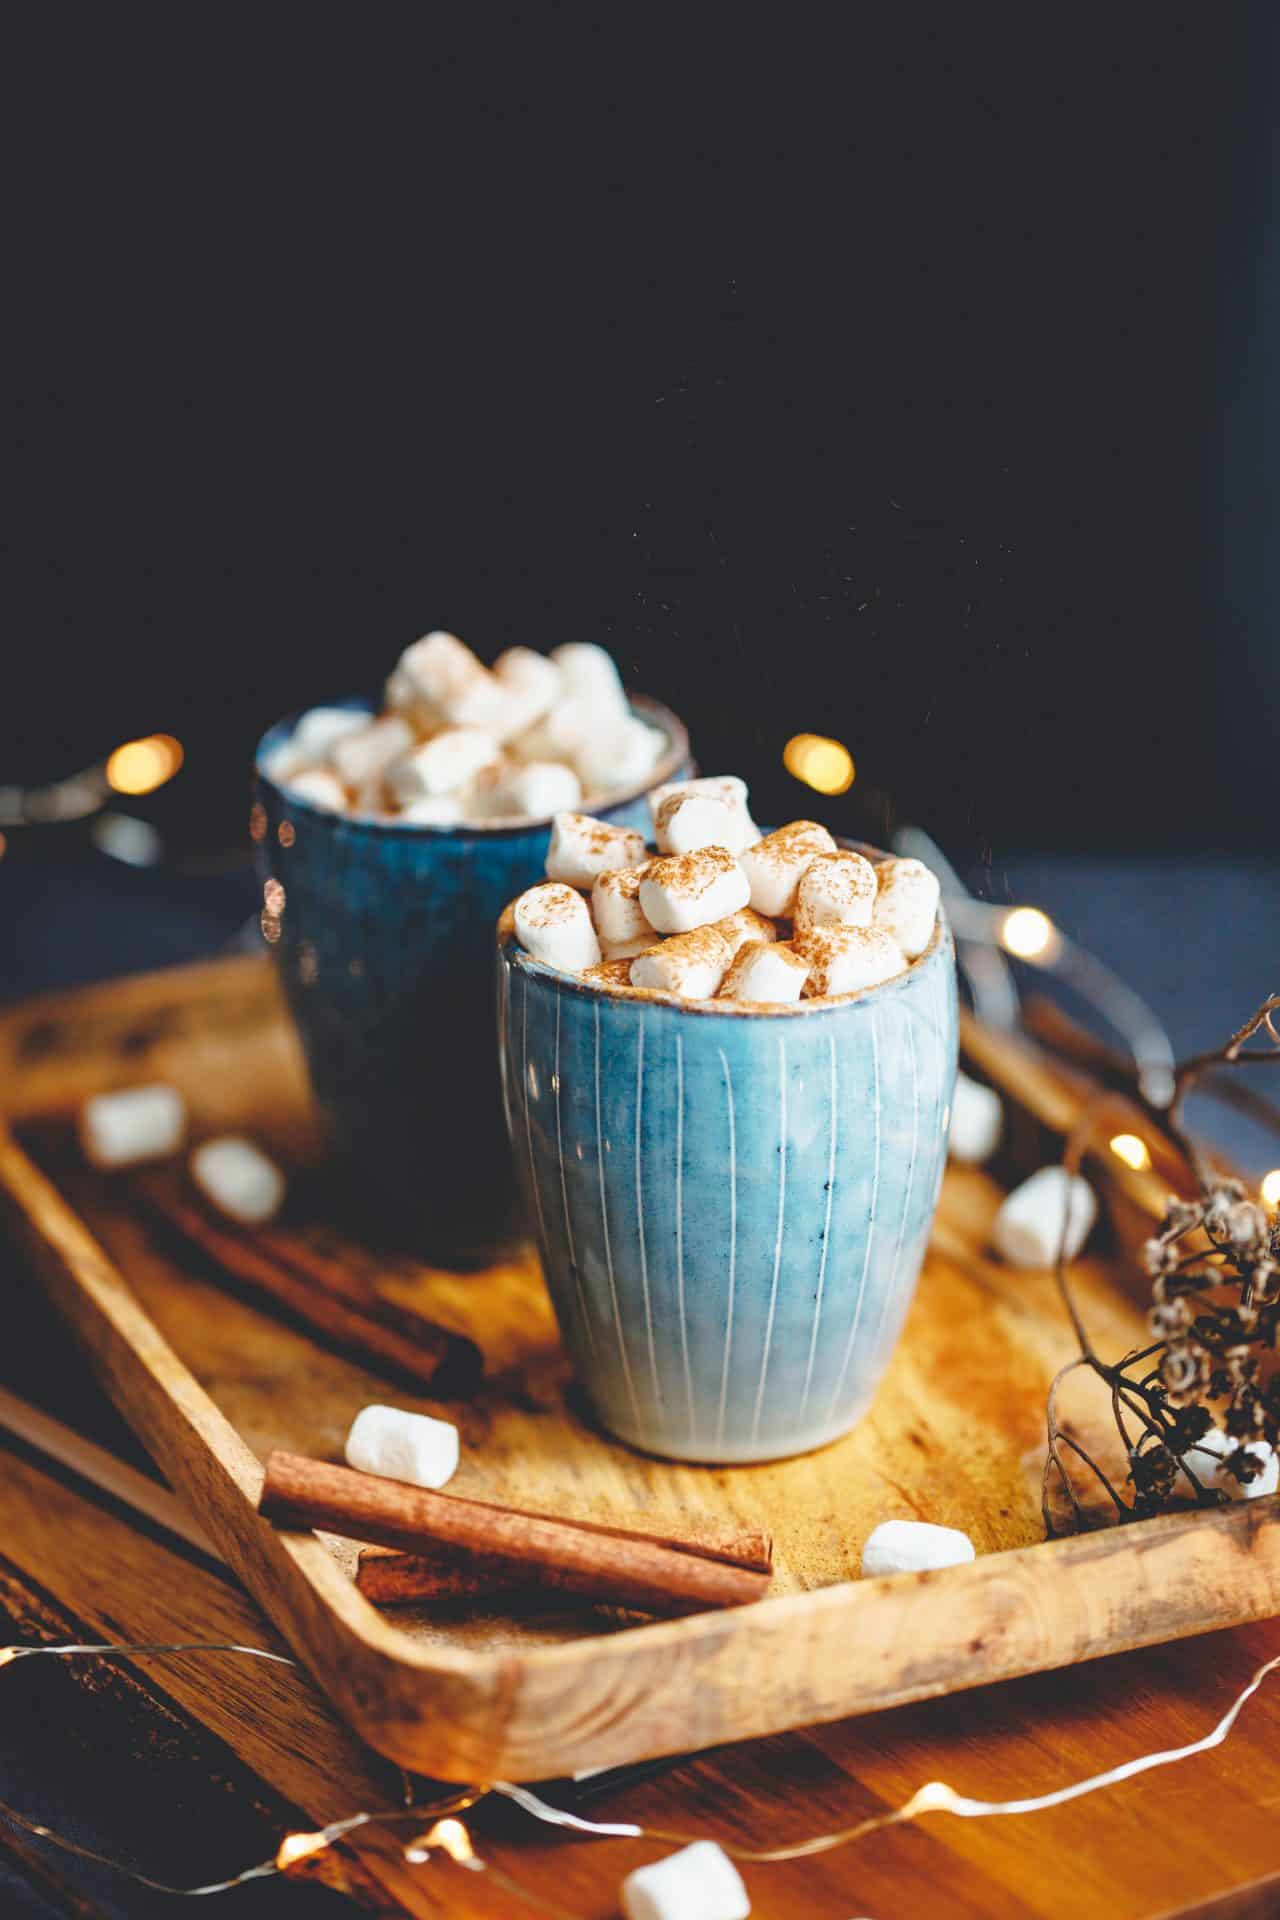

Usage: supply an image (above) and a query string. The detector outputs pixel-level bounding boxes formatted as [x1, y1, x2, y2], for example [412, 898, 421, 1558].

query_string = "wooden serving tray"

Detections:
[1, 953, 1277, 1784]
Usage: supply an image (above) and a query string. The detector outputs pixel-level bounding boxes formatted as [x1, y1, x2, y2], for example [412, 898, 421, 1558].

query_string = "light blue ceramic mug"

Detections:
[496, 849, 958, 1464]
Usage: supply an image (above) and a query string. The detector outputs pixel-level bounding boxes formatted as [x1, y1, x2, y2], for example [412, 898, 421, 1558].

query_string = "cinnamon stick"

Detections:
[134, 1176, 481, 1398]
[356, 1515, 773, 1604]
[260, 1451, 771, 1617]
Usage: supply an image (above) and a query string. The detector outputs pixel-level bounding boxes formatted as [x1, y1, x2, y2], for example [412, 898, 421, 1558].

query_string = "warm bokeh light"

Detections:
[404, 1817, 478, 1867]
[0, 1648, 17, 1669]
[1109, 1133, 1151, 1173]
[105, 734, 184, 796]
[999, 906, 1059, 961]
[783, 733, 856, 796]
[1262, 1169, 1280, 1210]
[275, 1831, 328, 1871]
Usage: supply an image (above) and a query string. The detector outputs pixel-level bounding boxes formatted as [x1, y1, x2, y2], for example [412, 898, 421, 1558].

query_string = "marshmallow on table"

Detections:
[620, 1841, 750, 1920]
[793, 849, 877, 934]
[650, 776, 758, 854]
[581, 956, 641, 991]
[190, 1136, 286, 1225]
[292, 706, 370, 757]
[387, 728, 501, 802]
[513, 883, 602, 972]
[796, 924, 907, 997]
[948, 1071, 1003, 1165]
[330, 714, 416, 788]
[592, 865, 656, 946]
[630, 927, 733, 999]
[491, 760, 582, 819]
[280, 767, 349, 811]
[395, 630, 517, 736]
[345, 1403, 459, 1491]
[639, 846, 751, 934]
[545, 812, 647, 890]
[873, 855, 942, 959]
[711, 906, 777, 959]
[738, 820, 837, 917]
[1178, 1427, 1279, 1500]
[80, 1084, 187, 1169]
[992, 1165, 1097, 1267]
[575, 713, 668, 796]
[861, 1519, 976, 1577]
[720, 940, 809, 1004]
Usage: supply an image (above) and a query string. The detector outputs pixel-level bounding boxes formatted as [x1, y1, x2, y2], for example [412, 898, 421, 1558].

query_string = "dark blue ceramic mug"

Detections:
[254, 694, 690, 1259]
[497, 859, 957, 1461]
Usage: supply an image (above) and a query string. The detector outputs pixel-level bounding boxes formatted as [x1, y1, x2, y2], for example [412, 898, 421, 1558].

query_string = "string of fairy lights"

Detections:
[3, 1637, 1280, 1908]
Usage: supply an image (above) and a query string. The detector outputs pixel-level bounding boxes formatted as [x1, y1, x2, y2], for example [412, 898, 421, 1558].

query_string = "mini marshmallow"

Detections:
[282, 767, 348, 811]
[873, 855, 942, 959]
[330, 714, 416, 788]
[190, 1136, 286, 1225]
[261, 740, 311, 785]
[620, 1841, 750, 1920]
[630, 926, 733, 999]
[345, 1403, 459, 1490]
[796, 924, 907, 997]
[720, 941, 809, 1004]
[1179, 1427, 1280, 1501]
[639, 846, 751, 934]
[292, 706, 369, 757]
[492, 760, 582, 819]
[491, 646, 563, 736]
[513, 883, 602, 972]
[387, 728, 501, 801]
[396, 630, 516, 735]
[550, 642, 631, 718]
[545, 813, 647, 890]
[601, 935, 658, 961]
[592, 865, 656, 946]
[992, 1165, 1098, 1267]
[398, 794, 465, 826]
[509, 696, 596, 764]
[384, 661, 439, 730]
[581, 956, 641, 991]
[861, 1519, 976, 1578]
[576, 713, 667, 796]
[948, 1071, 1004, 1165]
[739, 820, 837, 917]
[711, 906, 778, 960]
[80, 1084, 187, 1169]
[793, 849, 877, 934]
[650, 775, 758, 854]
[654, 792, 738, 856]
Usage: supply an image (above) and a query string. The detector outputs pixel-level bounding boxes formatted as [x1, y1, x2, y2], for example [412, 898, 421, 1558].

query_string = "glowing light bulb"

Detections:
[404, 1817, 478, 1868]
[1109, 1133, 1151, 1173]
[0, 1648, 18, 1668]
[783, 733, 856, 796]
[999, 906, 1059, 962]
[1262, 1169, 1280, 1209]
[106, 735, 184, 796]
[275, 1830, 329, 1871]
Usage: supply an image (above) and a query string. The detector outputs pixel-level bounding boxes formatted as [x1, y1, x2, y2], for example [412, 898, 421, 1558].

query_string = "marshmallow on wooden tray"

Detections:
[651, 776, 758, 854]
[630, 927, 733, 999]
[190, 1136, 286, 1225]
[281, 767, 348, 811]
[796, 924, 907, 998]
[387, 728, 501, 801]
[720, 940, 809, 1004]
[873, 855, 942, 959]
[639, 846, 750, 934]
[621, 1842, 750, 1920]
[861, 1519, 976, 1577]
[711, 906, 777, 960]
[80, 1084, 187, 1169]
[739, 820, 837, 917]
[793, 849, 877, 934]
[545, 813, 647, 890]
[992, 1165, 1097, 1267]
[345, 1403, 459, 1491]
[492, 760, 582, 819]
[592, 866, 655, 946]
[1179, 1427, 1279, 1501]
[514, 883, 602, 972]
[292, 706, 369, 758]
[948, 1071, 1004, 1165]
[330, 714, 416, 788]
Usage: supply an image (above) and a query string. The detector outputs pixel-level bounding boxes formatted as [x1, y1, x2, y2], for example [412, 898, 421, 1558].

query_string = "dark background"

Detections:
[3, 6, 1275, 865]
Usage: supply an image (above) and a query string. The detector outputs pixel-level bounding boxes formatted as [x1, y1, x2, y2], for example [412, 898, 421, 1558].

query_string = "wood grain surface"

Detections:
[0, 954, 1274, 1787]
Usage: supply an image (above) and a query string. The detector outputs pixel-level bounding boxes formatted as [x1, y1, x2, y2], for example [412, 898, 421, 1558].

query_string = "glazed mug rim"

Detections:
[497, 838, 949, 1020]
[253, 692, 689, 841]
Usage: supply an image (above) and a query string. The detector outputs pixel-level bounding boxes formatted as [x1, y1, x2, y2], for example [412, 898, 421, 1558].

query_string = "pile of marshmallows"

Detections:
[262, 632, 668, 826]
[511, 776, 941, 1005]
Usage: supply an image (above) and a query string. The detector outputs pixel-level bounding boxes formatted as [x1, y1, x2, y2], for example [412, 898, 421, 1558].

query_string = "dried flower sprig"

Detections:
[1041, 996, 1280, 1535]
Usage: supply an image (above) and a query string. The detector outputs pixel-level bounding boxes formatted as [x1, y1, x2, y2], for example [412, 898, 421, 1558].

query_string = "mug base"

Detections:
[590, 1402, 872, 1467]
